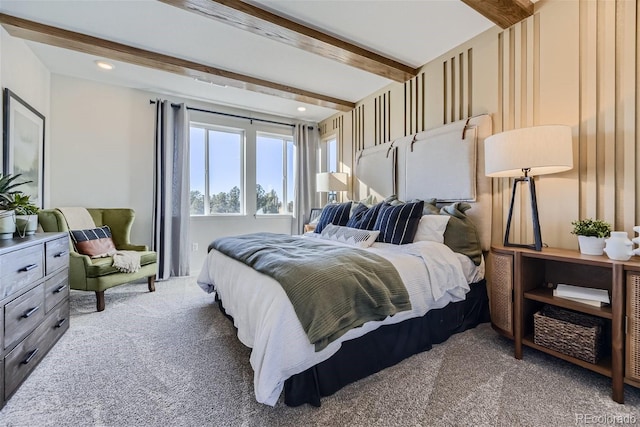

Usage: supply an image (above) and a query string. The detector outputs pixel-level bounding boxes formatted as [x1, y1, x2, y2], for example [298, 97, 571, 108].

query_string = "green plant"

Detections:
[0, 173, 31, 210]
[570, 218, 612, 238]
[8, 193, 39, 215]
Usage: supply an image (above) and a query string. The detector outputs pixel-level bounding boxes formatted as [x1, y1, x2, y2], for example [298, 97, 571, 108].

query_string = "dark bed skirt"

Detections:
[217, 279, 490, 407]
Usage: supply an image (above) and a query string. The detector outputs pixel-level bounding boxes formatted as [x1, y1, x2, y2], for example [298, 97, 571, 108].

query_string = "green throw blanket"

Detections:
[210, 233, 411, 351]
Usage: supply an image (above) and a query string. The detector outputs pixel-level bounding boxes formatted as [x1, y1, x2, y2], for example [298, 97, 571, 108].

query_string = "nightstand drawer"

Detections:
[1, 244, 44, 298]
[4, 283, 45, 350]
[45, 237, 69, 275]
[4, 301, 69, 399]
[44, 270, 69, 313]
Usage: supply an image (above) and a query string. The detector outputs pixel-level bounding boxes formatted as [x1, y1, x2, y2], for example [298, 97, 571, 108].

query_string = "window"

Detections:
[256, 132, 294, 214]
[327, 137, 338, 172]
[319, 136, 338, 173]
[190, 124, 244, 215]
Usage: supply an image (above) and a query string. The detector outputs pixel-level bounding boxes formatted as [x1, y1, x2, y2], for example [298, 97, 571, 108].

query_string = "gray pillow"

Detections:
[424, 200, 482, 266]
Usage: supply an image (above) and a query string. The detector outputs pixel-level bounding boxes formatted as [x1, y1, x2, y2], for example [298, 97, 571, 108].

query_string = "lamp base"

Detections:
[504, 176, 542, 251]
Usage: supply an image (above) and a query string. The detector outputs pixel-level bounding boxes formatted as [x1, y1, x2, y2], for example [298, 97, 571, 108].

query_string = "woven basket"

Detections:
[533, 305, 604, 364]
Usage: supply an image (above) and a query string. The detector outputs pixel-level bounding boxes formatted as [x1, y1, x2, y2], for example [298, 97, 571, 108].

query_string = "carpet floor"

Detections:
[0, 277, 639, 426]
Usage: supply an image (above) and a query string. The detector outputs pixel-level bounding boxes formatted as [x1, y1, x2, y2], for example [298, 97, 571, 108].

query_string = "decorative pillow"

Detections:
[413, 215, 450, 244]
[349, 194, 378, 215]
[374, 200, 424, 244]
[424, 200, 482, 266]
[346, 201, 384, 230]
[314, 202, 352, 233]
[314, 224, 380, 248]
[70, 225, 117, 258]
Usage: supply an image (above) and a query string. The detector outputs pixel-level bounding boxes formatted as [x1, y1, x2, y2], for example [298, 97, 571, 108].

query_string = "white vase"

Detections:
[15, 214, 38, 237]
[603, 231, 633, 261]
[577, 235, 605, 255]
[0, 210, 16, 239]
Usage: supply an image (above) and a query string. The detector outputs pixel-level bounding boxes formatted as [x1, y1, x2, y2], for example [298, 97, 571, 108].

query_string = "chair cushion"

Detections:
[85, 251, 157, 278]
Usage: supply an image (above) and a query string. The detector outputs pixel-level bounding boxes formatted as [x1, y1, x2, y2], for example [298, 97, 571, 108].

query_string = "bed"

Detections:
[197, 115, 493, 407]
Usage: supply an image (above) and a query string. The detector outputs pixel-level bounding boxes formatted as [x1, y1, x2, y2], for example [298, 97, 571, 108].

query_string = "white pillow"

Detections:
[413, 215, 450, 244]
[315, 224, 380, 248]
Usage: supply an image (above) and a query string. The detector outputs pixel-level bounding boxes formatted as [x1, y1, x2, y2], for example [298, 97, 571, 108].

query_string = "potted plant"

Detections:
[571, 218, 612, 255]
[0, 174, 31, 239]
[8, 192, 39, 237]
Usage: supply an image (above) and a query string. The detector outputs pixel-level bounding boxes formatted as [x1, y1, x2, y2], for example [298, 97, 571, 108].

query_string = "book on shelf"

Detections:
[553, 283, 610, 304]
[552, 294, 607, 307]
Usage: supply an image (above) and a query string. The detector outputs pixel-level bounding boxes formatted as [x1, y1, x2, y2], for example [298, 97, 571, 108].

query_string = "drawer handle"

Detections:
[54, 251, 68, 258]
[21, 264, 38, 272]
[55, 318, 67, 328]
[53, 285, 67, 294]
[21, 348, 39, 365]
[21, 306, 40, 318]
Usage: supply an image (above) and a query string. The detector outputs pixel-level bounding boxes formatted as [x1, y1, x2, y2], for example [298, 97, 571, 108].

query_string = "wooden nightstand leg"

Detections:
[612, 264, 624, 403]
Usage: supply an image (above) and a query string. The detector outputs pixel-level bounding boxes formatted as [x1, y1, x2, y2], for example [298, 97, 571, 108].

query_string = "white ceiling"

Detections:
[0, 0, 494, 122]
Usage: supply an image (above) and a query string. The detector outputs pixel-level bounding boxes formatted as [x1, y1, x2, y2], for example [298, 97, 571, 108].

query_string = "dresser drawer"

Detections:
[4, 300, 69, 400]
[44, 270, 69, 313]
[45, 237, 69, 275]
[1, 244, 44, 298]
[4, 284, 45, 350]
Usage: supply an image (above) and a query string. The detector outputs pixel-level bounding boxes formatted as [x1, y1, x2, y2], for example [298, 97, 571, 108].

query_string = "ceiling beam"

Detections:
[159, 0, 418, 82]
[0, 13, 355, 112]
[461, 0, 534, 29]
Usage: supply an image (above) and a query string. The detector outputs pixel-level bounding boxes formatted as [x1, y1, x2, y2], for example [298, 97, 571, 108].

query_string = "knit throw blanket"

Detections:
[112, 251, 142, 273]
[211, 232, 411, 351]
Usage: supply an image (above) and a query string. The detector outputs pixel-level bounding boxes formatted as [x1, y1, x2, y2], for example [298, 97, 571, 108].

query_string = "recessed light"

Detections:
[297, 106, 307, 112]
[95, 60, 114, 70]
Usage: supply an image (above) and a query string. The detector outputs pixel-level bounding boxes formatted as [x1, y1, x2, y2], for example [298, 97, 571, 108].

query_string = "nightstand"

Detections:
[490, 245, 640, 404]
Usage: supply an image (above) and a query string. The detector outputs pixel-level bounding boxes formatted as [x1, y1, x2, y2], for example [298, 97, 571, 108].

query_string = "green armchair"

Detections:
[38, 208, 157, 312]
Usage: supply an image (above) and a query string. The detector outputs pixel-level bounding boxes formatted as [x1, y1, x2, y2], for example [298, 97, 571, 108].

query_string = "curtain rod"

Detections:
[149, 100, 311, 129]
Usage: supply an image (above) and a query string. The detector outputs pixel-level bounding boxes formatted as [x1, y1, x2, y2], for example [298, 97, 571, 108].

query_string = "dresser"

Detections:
[0, 233, 70, 408]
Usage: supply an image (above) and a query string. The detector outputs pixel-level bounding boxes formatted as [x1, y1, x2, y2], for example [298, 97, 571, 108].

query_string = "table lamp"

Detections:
[316, 172, 348, 203]
[485, 125, 573, 250]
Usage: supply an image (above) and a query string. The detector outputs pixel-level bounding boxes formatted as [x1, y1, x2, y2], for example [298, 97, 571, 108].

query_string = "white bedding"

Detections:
[197, 237, 481, 406]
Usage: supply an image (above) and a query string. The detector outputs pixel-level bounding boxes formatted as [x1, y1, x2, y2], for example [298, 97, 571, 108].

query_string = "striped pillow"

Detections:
[70, 225, 117, 258]
[346, 202, 384, 230]
[314, 224, 380, 248]
[314, 202, 352, 233]
[374, 200, 424, 245]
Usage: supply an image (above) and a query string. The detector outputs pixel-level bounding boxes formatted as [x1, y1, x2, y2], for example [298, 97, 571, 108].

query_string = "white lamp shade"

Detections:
[484, 125, 573, 177]
[316, 172, 348, 192]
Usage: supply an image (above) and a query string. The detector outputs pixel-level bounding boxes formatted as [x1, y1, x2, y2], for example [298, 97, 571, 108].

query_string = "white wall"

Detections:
[0, 28, 51, 201]
[48, 75, 295, 273]
[2, 30, 304, 274]
[49, 75, 155, 246]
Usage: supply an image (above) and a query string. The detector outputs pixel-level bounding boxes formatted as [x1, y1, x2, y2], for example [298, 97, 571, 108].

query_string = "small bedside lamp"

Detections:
[485, 125, 573, 251]
[316, 172, 348, 203]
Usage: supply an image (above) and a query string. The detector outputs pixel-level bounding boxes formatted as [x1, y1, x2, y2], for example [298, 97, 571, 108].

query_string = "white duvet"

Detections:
[197, 237, 476, 406]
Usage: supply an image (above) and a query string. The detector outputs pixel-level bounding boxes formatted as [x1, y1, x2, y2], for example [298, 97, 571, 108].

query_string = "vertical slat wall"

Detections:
[374, 90, 391, 145]
[577, 0, 637, 232]
[495, 19, 538, 246]
[319, 0, 639, 250]
[404, 72, 425, 135]
[443, 49, 473, 125]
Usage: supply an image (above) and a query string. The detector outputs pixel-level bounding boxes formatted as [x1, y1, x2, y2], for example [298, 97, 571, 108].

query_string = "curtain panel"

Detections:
[153, 100, 190, 279]
[291, 124, 318, 234]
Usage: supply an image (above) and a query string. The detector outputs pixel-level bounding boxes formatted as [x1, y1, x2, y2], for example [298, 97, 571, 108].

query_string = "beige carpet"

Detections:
[1, 277, 639, 426]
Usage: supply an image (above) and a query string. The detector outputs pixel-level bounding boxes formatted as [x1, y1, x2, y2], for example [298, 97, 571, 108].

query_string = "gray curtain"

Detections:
[152, 100, 190, 279]
[291, 124, 318, 234]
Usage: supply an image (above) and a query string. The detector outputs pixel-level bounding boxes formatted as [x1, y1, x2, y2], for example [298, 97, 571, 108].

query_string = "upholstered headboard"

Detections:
[354, 114, 493, 250]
